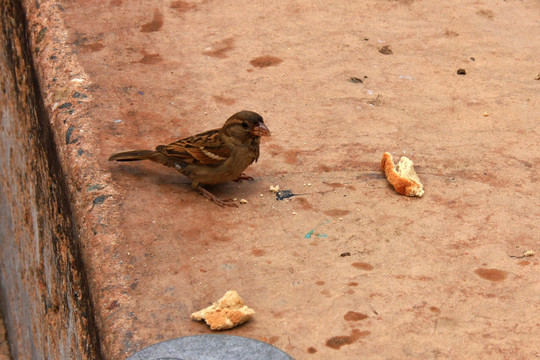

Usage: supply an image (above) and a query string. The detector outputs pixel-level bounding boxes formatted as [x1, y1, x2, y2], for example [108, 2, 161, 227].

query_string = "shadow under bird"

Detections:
[108, 110, 270, 207]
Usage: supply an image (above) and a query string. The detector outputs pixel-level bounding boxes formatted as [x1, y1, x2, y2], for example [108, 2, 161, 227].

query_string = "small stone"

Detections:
[379, 45, 393, 55]
[292, 211, 297, 215]
[483, 112, 489, 117]
[239, 199, 248, 204]
[457, 68, 466, 75]
[348, 77, 363, 83]
[269, 184, 280, 193]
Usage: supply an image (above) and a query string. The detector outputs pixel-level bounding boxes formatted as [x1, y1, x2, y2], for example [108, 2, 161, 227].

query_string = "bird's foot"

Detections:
[197, 185, 238, 208]
[233, 173, 254, 182]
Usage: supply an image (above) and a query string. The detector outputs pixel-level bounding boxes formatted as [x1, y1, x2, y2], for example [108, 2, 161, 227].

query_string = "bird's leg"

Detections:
[233, 173, 254, 182]
[195, 184, 238, 208]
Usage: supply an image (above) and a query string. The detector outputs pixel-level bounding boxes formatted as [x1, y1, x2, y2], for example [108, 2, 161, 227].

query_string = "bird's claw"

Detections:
[233, 173, 254, 182]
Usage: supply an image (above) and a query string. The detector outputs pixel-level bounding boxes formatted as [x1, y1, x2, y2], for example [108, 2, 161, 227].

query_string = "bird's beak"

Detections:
[251, 122, 271, 136]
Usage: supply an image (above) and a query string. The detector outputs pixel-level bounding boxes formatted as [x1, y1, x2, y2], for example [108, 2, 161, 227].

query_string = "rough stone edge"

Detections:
[0, 0, 103, 358]
[11, 0, 134, 359]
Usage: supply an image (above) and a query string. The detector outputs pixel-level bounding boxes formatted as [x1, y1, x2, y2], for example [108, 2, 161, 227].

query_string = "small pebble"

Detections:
[483, 112, 489, 117]
[240, 199, 248, 204]
[457, 68, 466, 75]
[292, 211, 297, 215]
[269, 184, 280, 193]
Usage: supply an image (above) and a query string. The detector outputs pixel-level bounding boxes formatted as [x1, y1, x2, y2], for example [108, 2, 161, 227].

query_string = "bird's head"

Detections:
[221, 111, 271, 142]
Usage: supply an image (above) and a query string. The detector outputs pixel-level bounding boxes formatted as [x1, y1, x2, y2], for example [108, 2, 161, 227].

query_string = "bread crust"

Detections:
[190, 290, 255, 330]
[381, 152, 424, 197]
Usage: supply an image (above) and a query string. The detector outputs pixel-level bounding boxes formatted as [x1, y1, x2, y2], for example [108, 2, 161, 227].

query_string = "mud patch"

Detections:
[213, 95, 236, 105]
[170, 0, 196, 13]
[323, 209, 350, 217]
[343, 311, 368, 321]
[352, 262, 374, 271]
[140, 9, 163, 32]
[326, 329, 370, 350]
[474, 268, 508, 282]
[81, 42, 104, 52]
[250, 55, 283, 68]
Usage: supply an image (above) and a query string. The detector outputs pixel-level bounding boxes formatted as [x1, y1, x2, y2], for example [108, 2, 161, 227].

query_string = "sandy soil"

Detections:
[56, 0, 539, 358]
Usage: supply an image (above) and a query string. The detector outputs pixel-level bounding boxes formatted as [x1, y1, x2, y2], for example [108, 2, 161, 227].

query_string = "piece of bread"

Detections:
[381, 152, 424, 197]
[190, 290, 255, 330]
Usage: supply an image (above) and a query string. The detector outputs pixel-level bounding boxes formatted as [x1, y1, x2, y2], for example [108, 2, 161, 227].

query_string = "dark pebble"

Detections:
[58, 102, 72, 109]
[457, 68, 466, 75]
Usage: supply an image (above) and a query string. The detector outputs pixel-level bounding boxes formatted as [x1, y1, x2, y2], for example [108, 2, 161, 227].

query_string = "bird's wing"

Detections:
[156, 129, 231, 166]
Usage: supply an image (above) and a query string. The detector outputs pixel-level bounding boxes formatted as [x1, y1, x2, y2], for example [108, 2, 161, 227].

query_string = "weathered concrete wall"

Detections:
[0, 0, 100, 358]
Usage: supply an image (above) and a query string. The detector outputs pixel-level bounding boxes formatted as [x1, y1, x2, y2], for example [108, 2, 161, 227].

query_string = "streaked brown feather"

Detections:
[155, 129, 231, 166]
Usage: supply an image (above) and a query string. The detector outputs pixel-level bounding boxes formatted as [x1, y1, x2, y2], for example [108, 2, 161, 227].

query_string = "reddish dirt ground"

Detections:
[52, 0, 539, 359]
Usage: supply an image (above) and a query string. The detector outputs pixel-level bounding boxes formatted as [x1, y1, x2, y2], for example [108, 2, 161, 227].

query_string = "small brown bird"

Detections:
[109, 111, 270, 207]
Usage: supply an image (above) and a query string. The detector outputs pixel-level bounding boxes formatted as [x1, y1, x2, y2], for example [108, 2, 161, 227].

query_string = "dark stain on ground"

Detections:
[307, 347, 317, 354]
[348, 282, 358, 286]
[170, 0, 196, 13]
[81, 42, 104, 52]
[326, 329, 371, 350]
[476, 9, 494, 19]
[474, 268, 508, 282]
[318, 164, 331, 172]
[295, 197, 313, 210]
[352, 262, 374, 271]
[324, 182, 344, 188]
[283, 149, 299, 164]
[252, 249, 266, 257]
[250, 55, 283, 68]
[429, 306, 441, 313]
[140, 9, 164, 32]
[202, 37, 235, 58]
[136, 52, 161, 64]
[344, 311, 368, 321]
[315, 280, 325, 286]
[213, 95, 236, 105]
[323, 209, 351, 217]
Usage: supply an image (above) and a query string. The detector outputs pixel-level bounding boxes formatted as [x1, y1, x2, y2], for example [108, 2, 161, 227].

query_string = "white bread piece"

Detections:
[190, 290, 255, 330]
[381, 152, 424, 197]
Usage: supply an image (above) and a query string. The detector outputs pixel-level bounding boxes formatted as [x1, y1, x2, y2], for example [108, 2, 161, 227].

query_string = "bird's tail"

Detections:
[108, 150, 158, 162]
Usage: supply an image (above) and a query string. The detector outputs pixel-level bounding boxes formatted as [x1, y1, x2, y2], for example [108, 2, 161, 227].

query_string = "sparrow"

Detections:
[109, 111, 270, 207]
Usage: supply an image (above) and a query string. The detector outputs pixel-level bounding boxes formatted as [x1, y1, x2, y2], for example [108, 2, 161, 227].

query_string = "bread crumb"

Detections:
[190, 290, 254, 330]
[381, 152, 424, 197]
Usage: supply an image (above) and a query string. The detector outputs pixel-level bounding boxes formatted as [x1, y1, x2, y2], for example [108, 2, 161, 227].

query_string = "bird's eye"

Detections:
[241, 122, 249, 129]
